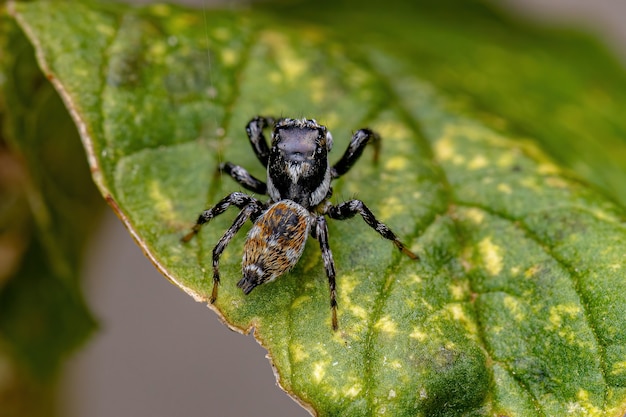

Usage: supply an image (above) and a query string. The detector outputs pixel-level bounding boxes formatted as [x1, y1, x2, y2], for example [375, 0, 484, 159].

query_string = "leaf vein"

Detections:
[457, 201, 610, 409]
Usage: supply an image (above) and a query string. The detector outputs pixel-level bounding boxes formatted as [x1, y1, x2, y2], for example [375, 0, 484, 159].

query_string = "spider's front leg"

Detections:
[217, 162, 267, 195]
[331, 128, 381, 179]
[326, 200, 418, 260]
[213, 116, 276, 194]
[246, 116, 275, 167]
[314, 216, 339, 331]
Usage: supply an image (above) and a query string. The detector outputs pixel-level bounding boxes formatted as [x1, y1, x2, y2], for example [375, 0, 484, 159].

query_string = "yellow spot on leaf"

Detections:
[150, 4, 171, 16]
[591, 208, 619, 223]
[379, 196, 405, 220]
[96, 23, 115, 37]
[323, 112, 340, 130]
[497, 183, 512, 194]
[497, 151, 515, 168]
[377, 120, 412, 141]
[291, 295, 310, 309]
[449, 281, 468, 301]
[503, 296, 525, 322]
[434, 136, 455, 161]
[149, 181, 175, 222]
[452, 305, 467, 321]
[446, 304, 478, 337]
[452, 155, 466, 165]
[465, 207, 485, 224]
[310, 77, 327, 103]
[547, 304, 581, 329]
[312, 361, 327, 383]
[220, 49, 238, 66]
[261, 31, 306, 82]
[212, 27, 231, 41]
[468, 155, 488, 170]
[537, 162, 560, 175]
[375, 316, 398, 335]
[611, 361, 626, 376]
[290, 343, 309, 362]
[349, 305, 368, 320]
[344, 384, 362, 397]
[340, 273, 357, 292]
[520, 176, 541, 191]
[268, 71, 282, 84]
[337, 275, 369, 322]
[410, 328, 428, 341]
[565, 389, 603, 416]
[479, 237, 503, 276]
[149, 42, 167, 57]
[384, 155, 409, 171]
[525, 264, 541, 278]
[546, 176, 569, 189]
[409, 273, 422, 284]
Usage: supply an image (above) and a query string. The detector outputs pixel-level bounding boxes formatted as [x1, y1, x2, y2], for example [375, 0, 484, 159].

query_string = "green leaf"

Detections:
[293, 0, 626, 208]
[9, 1, 626, 416]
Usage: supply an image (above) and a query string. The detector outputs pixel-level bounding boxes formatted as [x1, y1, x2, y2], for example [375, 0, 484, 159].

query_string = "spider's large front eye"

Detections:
[277, 128, 319, 162]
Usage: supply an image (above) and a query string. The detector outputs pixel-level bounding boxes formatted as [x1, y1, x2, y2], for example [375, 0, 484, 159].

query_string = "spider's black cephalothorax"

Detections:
[182, 116, 418, 331]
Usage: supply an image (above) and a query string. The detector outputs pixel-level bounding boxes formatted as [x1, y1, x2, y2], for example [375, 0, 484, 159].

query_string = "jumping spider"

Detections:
[182, 116, 417, 330]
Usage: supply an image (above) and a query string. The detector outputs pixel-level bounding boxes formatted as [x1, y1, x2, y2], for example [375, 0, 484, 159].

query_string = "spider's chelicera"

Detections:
[182, 116, 418, 331]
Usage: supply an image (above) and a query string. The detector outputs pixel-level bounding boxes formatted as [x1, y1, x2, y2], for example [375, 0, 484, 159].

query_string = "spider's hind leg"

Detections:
[209, 204, 258, 303]
[181, 192, 265, 303]
[314, 216, 339, 331]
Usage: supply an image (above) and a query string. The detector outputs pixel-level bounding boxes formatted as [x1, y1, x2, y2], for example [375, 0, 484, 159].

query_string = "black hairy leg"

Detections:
[326, 200, 418, 260]
[246, 116, 275, 167]
[181, 192, 265, 242]
[314, 216, 338, 330]
[331, 128, 380, 179]
[218, 162, 267, 194]
[210, 204, 258, 302]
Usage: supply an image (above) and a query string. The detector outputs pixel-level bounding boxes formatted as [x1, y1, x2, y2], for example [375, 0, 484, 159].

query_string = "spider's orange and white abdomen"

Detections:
[238, 200, 311, 294]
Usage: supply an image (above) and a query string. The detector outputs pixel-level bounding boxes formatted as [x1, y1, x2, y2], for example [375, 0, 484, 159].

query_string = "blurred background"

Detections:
[59, 1, 626, 416]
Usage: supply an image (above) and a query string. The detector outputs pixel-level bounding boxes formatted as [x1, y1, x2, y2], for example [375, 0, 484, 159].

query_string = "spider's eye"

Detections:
[325, 131, 333, 151]
[277, 127, 318, 162]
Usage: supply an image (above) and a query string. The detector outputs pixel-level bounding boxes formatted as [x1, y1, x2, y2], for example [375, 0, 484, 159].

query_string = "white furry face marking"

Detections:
[266, 118, 331, 208]
[309, 169, 331, 207]
[266, 176, 280, 201]
[286, 161, 309, 183]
